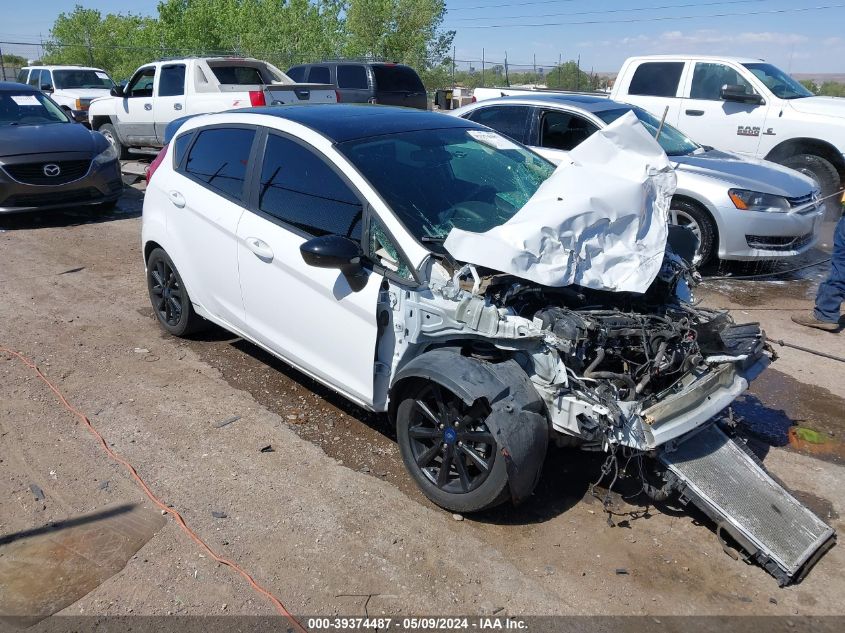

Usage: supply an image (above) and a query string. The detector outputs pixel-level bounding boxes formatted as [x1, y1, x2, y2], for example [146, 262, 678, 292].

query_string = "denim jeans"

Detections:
[815, 213, 845, 323]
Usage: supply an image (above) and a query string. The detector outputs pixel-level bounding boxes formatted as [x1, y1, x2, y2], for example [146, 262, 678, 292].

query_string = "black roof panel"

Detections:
[235, 104, 481, 142]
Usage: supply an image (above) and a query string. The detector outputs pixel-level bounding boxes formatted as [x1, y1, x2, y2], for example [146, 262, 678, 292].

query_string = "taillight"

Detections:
[249, 90, 266, 107]
[146, 144, 168, 182]
[335, 89, 341, 103]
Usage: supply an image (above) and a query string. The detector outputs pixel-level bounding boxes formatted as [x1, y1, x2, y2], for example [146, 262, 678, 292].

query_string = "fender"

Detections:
[391, 349, 549, 504]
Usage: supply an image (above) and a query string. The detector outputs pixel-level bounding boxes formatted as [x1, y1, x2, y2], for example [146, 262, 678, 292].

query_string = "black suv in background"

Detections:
[286, 62, 427, 110]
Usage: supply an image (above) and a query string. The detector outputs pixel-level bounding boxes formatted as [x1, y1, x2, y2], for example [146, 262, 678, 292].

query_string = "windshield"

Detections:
[0, 91, 69, 126]
[742, 63, 812, 99]
[53, 69, 114, 89]
[596, 106, 700, 156]
[339, 127, 555, 248]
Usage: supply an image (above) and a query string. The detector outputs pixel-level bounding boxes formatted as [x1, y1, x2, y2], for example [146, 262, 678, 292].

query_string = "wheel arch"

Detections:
[670, 193, 722, 255]
[389, 348, 549, 505]
[765, 137, 845, 184]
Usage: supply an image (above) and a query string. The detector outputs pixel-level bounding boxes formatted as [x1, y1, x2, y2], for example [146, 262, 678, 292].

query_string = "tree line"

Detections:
[38, 1, 454, 85]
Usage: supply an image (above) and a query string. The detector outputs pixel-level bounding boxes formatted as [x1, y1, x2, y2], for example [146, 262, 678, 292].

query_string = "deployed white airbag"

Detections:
[444, 112, 677, 293]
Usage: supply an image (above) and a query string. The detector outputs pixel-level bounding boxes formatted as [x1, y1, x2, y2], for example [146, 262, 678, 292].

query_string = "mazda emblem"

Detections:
[43, 163, 61, 177]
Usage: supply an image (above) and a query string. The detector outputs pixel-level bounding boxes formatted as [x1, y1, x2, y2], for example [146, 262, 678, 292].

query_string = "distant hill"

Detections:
[793, 73, 845, 84]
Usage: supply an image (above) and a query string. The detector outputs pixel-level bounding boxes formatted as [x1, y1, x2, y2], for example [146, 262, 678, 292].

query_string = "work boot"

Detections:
[791, 312, 840, 332]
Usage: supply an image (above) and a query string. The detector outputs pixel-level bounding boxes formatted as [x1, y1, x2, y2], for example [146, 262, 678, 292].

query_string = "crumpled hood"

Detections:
[674, 149, 816, 197]
[787, 96, 845, 118]
[0, 122, 98, 158]
[444, 112, 676, 293]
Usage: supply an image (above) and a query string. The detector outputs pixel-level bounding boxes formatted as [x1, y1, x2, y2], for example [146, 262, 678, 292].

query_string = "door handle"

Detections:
[245, 237, 274, 261]
[168, 190, 186, 208]
[685, 109, 704, 116]
[144, 103, 152, 111]
[174, 103, 183, 110]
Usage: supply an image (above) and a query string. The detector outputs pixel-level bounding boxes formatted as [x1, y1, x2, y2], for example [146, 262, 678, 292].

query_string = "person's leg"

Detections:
[814, 214, 845, 323]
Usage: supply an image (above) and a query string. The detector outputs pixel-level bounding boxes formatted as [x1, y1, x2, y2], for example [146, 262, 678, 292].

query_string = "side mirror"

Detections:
[41, 84, 53, 92]
[300, 234, 364, 277]
[110, 85, 125, 98]
[720, 84, 763, 105]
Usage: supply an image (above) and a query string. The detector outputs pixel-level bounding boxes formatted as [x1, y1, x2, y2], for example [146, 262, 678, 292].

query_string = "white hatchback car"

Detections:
[142, 105, 776, 510]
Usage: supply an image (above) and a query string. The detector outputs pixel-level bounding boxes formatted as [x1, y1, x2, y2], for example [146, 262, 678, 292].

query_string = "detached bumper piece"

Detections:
[660, 424, 835, 585]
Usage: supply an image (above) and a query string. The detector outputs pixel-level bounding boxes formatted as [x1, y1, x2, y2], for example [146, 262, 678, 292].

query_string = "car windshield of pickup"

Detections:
[53, 69, 114, 89]
[743, 63, 813, 99]
[339, 127, 555, 248]
[596, 106, 700, 157]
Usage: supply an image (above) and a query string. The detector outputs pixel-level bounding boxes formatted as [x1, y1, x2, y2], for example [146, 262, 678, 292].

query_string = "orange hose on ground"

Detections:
[1, 346, 308, 633]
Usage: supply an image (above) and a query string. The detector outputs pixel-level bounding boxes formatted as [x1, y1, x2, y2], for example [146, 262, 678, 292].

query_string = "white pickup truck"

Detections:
[88, 57, 337, 157]
[610, 55, 845, 199]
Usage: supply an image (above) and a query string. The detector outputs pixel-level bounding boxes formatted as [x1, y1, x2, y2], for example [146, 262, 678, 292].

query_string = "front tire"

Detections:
[146, 248, 203, 336]
[396, 381, 509, 513]
[780, 153, 840, 202]
[669, 198, 717, 265]
[98, 123, 130, 160]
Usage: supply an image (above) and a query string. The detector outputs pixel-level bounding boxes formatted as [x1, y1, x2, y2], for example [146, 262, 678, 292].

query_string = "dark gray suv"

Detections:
[286, 62, 427, 109]
[0, 82, 122, 214]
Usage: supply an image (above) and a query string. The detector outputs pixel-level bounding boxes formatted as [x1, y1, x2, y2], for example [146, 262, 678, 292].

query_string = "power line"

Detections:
[461, 4, 845, 29]
[450, 0, 767, 22]
[450, 0, 580, 11]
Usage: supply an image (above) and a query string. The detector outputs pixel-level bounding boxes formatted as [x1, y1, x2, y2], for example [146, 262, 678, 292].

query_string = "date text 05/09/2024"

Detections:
[306, 618, 528, 631]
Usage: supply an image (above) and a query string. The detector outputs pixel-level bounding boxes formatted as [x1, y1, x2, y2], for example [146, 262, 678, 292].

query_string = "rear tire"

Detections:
[669, 198, 717, 265]
[98, 123, 130, 160]
[396, 380, 509, 513]
[146, 248, 204, 337]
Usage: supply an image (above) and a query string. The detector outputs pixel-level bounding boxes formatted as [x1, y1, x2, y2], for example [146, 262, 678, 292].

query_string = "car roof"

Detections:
[0, 81, 39, 92]
[233, 104, 480, 142]
[23, 65, 106, 71]
[292, 61, 413, 68]
[476, 94, 629, 114]
[626, 54, 762, 64]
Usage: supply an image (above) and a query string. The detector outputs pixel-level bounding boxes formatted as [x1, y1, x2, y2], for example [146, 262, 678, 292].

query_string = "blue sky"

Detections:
[2, 0, 844, 74]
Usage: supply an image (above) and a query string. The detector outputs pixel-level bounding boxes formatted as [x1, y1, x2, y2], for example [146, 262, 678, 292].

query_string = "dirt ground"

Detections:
[1, 178, 844, 623]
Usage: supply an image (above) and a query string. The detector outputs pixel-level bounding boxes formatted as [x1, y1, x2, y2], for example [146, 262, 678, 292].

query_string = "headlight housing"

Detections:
[728, 189, 790, 213]
[92, 141, 118, 165]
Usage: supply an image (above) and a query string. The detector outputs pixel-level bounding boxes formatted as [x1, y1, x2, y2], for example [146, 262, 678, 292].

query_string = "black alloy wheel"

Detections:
[146, 247, 202, 336]
[397, 381, 509, 512]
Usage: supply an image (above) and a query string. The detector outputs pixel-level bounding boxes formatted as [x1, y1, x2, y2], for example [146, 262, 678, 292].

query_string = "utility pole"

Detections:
[0, 47, 6, 81]
[533, 53, 536, 78]
[557, 53, 562, 89]
[576, 54, 580, 91]
[481, 48, 485, 87]
[452, 45, 456, 86]
[504, 51, 509, 87]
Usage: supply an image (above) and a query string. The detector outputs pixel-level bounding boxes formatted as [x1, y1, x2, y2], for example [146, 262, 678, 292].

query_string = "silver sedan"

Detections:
[451, 95, 824, 263]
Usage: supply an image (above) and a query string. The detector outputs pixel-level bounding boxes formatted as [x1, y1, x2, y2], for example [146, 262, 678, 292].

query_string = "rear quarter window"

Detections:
[628, 62, 684, 97]
[372, 65, 424, 93]
[208, 65, 264, 85]
[465, 105, 531, 144]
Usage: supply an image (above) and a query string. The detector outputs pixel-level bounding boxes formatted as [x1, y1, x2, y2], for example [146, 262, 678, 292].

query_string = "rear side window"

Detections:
[628, 62, 684, 97]
[287, 66, 306, 82]
[308, 66, 331, 84]
[372, 65, 424, 93]
[17, 69, 28, 84]
[337, 65, 368, 89]
[209, 65, 264, 85]
[40, 70, 53, 90]
[184, 128, 255, 201]
[158, 64, 186, 97]
[465, 105, 531, 144]
[258, 133, 363, 239]
[540, 110, 599, 151]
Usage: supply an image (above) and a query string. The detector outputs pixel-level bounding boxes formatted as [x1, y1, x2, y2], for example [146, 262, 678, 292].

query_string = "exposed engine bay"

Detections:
[387, 243, 771, 454]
